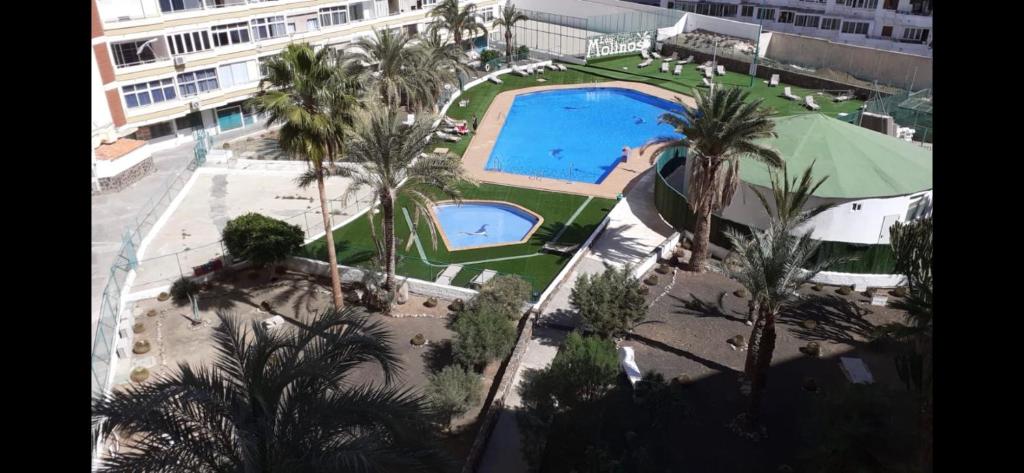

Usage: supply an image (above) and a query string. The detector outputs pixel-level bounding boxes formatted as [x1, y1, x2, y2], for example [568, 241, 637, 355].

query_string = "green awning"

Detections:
[740, 114, 933, 199]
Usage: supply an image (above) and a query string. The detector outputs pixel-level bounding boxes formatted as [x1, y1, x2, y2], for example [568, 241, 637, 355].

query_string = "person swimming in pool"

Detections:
[459, 224, 489, 237]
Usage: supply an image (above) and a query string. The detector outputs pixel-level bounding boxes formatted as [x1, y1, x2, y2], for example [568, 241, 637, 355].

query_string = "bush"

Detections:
[451, 302, 516, 370]
[222, 213, 304, 267]
[570, 266, 648, 338]
[427, 365, 482, 430]
[517, 45, 530, 59]
[170, 277, 200, 306]
[544, 332, 619, 408]
[474, 275, 531, 319]
[479, 48, 500, 64]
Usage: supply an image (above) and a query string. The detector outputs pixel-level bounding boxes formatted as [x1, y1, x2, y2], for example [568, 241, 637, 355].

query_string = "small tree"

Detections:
[474, 275, 532, 319]
[222, 213, 304, 268]
[543, 332, 619, 408]
[451, 301, 516, 370]
[570, 266, 647, 338]
[169, 276, 200, 307]
[426, 365, 482, 431]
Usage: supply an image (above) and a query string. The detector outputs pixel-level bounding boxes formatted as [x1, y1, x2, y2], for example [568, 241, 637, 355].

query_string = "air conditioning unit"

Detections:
[174, 56, 186, 66]
[189, 101, 202, 111]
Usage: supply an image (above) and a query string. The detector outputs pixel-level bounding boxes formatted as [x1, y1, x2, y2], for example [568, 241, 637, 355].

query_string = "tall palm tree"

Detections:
[248, 43, 356, 309]
[724, 170, 844, 431]
[92, 308, 451, 472]
[343, 27, 446, 111]
[492, 3, 529, 62]
[656, 86, 783, 273]
[415, 26, 473, 101]
[337, 100, 471, 310]
[427, 0, 487, 49]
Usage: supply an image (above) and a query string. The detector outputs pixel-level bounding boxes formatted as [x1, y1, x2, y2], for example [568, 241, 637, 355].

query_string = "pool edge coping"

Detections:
[426, 199, 546, 253]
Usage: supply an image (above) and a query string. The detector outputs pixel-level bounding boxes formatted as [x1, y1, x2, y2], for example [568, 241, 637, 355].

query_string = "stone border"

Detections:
[427, 199, 545, 252]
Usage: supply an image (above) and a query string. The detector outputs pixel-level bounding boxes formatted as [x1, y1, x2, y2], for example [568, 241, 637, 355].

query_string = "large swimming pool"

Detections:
[485, 87, 685, 184]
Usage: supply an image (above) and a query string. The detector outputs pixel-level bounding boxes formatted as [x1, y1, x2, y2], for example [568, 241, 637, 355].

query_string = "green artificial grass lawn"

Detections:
[427, 57, 864, 156]
[302, 183, 616, 296]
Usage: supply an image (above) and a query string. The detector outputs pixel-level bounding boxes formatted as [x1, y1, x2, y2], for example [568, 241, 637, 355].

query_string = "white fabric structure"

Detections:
[716, 65, 726, 75]
[840, 357, 875, 384]
[488, 75, 503, 85]
[435, 264, 463, 285]
[673, 64, 683, 75]
[804, 95, 820, 111]
[784, 87, 801, 101]
[619, 346, 642, 387]
[769, 74, 780, 87]
[470, 269, 498, 288]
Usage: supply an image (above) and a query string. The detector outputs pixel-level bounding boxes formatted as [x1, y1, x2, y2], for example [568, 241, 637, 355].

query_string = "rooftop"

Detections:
[95, 138, 147, 161]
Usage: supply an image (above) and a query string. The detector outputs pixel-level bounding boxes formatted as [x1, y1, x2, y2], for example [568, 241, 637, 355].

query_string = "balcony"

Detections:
[111, 37, 172, 69]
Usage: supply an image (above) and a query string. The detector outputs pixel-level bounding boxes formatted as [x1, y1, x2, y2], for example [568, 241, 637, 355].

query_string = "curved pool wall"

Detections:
[431, 201, 544, 251]
[485, 87, 685, 184]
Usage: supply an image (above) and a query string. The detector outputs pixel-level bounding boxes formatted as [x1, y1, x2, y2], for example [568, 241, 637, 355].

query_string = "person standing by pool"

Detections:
[622, 146, 630, 162]
[472, 114, 478, 133]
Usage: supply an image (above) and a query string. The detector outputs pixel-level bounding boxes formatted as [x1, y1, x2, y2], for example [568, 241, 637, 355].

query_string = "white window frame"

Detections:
[841, 21, 870, 35]
[778, 11, 795, 23]
[756, 8, 775, 20]
[217, 61, 254, 89]
[820, 18, 840, 30]
[794, 15, 820, 28]
[838, 0, 879, 9]
[319, 6, 348, 27]
[122, 78, 177, 109]
[211, 22, 251, 47]
[251, 16, 287, 41]
[177, 68, 220, 97]
[167, 30, 213, 56]
[740, 5, 754, 17]
[159, 0, 203, 14]
[902, 27, 928, 42]
[111, 39, 161, 68]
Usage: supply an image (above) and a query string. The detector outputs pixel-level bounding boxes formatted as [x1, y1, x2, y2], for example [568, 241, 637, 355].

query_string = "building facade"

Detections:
[91, 0, 499, 153]
[627, 0, 932, 55]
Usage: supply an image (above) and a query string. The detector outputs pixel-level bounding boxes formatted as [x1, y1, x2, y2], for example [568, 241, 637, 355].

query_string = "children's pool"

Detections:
[431, 201, 543, 251]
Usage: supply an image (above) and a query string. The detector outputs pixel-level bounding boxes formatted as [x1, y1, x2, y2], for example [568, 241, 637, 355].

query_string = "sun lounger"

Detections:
[436, 131, 460, 142]
[804, 95, 820, 111]
[488, 75, 503, 85]
[546, 63, 559, 71]
[651, 51, 662, 59]
[667, 52, 678, 62]
[443, 116, 466, 127]
[660, 62, 669, 73]
[673, 64, 683, 75]
[619, 347, 643, 387]
[716, 65, 726, 75]
[470, 269, 498, 288]
[834, 94, 851, 102]
[512, 65, 528, 77]
[556, 63, 567, 71]
[769, 74, 780, 87]
[641, 49, 651, 60]
[701, 77, 712, 87]
[840, 357, 875, 384]
[542, 241, 581, 254]
[783, 87, 801, 101]
[638, 58, 653, 68]
[679, 55, 694, 64]
[435, 264, 463, 286]
[704, 67, 713, 79]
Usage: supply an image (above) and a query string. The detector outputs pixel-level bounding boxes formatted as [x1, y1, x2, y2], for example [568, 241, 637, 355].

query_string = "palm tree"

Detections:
[656, 86, 782, 273]
[343, 27, 447, 111]
[492, 3, 529, 62]
[724, 168, 844, 430]
[337, 100, 471, 310]
[427, 0, 487, 49]
[92, 308, 451, 472]
[752, 160, 830, 227]
[415, 26, 474, 101]
[248, 43, 356, 309]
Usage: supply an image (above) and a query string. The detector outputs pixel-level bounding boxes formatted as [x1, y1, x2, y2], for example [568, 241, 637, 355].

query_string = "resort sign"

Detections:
[586, 31, 655, 60]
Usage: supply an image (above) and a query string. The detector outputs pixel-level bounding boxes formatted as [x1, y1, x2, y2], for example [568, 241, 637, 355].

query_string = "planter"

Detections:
[644, 274, 659, 286]
[130, 367, 150, 383]
[424, 297, 438, 308]
[411, 333, 427, 346]
[801, 319, 818, 330]
[812, 284, 823, 292]
[146, 309, 158, 318]
[157, 292, 170, 302]
[801, 342, 821, 357]
[133, 340, 152, 355]
[655, 263, 671, 275]
[448, 299, 465, 312]
[132, 322, 145, 334]
[733, 288, 749, 298]
[836, 286, 853, 296]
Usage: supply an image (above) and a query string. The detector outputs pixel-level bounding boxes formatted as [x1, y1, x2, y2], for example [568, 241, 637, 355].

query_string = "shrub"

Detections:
[837, 286, 853, 296]
[517, 45, 530, 59]
[545, 333, 619, 408]
[452, 302, 516, 370]
[170, 277, 200, 306]
[479, 48, 500, 64]
[427, 365, 482, 430]
[474, 275, 531, 319]
[570, 266, 648, 338]
[221, 213, 304, 267]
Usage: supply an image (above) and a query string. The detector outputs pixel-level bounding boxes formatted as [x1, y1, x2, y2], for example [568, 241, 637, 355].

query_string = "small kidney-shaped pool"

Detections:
[430, 201, 543, 251]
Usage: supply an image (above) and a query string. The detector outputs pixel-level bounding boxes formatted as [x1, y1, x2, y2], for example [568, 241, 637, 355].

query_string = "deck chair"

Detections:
[651, 50, 662, 59]
[660, 62, 670, 73]
[638, 58, 653, 68]
[679, 55, 694, 64]
[840, 357, 875, 384]
[783, 87, 801, 101]
[470, 269, 497, 288]
[435, 131, 460, 142]
[673, 64, 683, 75]
[556, 63, 567, 71]
[641, 49, 651, 60]
[488, 75, 503, 85]
[546, 63, 559, 71]
[542, 241, 581, 255]
[512, 65, 528, 77]
[435, 264, 463, 286]
[619, 347, 643, 387]
[804, 95, 820, 111]
[834, 94, 851, 102]
[716, 65, 726, 75]
[704, 67, 713, 79]
[701, 77, 712, 87]
[769, 74, 780, 87]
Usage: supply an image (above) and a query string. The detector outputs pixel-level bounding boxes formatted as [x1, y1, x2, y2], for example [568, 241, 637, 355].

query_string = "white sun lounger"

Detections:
[840, 357, 875, 384]
[834, 94, 851, 102]
[556, 63, 567, 71]
[488, 75, 503, 85]
[679, 55, 694, 64]
[435, 131, 460, 142]
[651, 51, 662, 59]
[660, 62, 669, 73]
[769, 74, 780, 87]
[804, 95, 821, 111]
[638, 58, 653, 68]
[470, 269, 498, 288]
[783, 87, 801, 101]
[435, 264, 463, 286]
[641, 49, 651, 60]
[619, 346, 643, 387]
[512, 65, 528, 77]
[546, 63, 559, 71]
[716, 65, 726, 75]
[701, 77, 712, 87]
[673, 64, 683, 75]
[704, 67, 713, 79]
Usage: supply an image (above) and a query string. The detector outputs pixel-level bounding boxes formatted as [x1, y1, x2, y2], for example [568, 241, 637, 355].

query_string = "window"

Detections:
[841, 21, 870, 35]
[821, 18, 840, 30]
[350, 3, 365, 21]
[122, 78, 177, 108]
[177, 68, 219, 97]
[211, 22, 251, 47]
[258, 55, 278, 78]
[306, 18, 319, 31]
[480, 8, 494, 22]
[133, 121, 176, 141]
[741, 6, 753, 17]
[167, 31, 212, 55]
[423, 0, 438, 5]
[218, 61, 254, 88]
[251, 16, 287, 40]
[778, 11, 795, 23]
[112, 40, 158, 68]
[905, 195, 928, 220]
[756, 8, 775, 20]
[794, 15, 820, 28]
[174, 111, 203, 131]
[851, 203, 862, 211]
[320, 6, 348, 27]
[902, 28, 929, 42]
[837, 0, 878, 8]
[159, 0, 203, 13]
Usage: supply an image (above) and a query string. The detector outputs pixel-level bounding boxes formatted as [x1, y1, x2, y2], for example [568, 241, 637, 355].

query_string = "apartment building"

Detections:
[626, 0, 932, 55]
[91, 0, 499, 156]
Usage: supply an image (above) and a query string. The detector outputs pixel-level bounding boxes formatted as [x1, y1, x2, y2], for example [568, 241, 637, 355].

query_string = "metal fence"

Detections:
[91, 129, 212, 396]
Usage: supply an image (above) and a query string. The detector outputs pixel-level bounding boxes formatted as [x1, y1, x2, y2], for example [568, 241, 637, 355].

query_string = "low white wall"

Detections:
[94, 145, 152, 179]
[285, 257, 480, 301]
[808, 270, 906, 289]
[631, 231, 681, 280]
[681, 12, 762, 42]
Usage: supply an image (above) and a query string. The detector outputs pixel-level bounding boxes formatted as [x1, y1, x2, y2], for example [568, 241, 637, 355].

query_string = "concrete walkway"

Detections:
[476, 168, 675, 472]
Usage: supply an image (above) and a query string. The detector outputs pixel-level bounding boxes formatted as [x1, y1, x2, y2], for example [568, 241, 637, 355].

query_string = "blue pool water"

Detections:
[433, 202, 539, 250]
[486, 88, 686, 184]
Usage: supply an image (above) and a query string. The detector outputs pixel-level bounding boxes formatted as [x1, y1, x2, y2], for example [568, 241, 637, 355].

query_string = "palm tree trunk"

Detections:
[317, 174, 345, 309]
[505, 30, 513, 61]
[688, 206, 713, 273]
[381, 193, 397, 296]
[744, 307, 777, 426]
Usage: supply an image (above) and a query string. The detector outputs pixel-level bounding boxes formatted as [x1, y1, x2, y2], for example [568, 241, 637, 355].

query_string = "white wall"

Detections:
[681, 12, 761, 41]
[94, 145, 153, 179]
[96, 0, 162, 22]
[92, 52, 115, 146]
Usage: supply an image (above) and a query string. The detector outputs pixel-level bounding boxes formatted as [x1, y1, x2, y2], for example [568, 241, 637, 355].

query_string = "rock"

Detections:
[448, 298, 465, 312]
[655, 263, 671, 274]
[733, 288, 749, 298]
[728, 335, 747, 350]
[396, 281, 409, 305]
[146, 309, 158, 318]
[812, 284, 823, 291]
[801, 319, 818, 330]
[157, 292, 170, 302]
[410, 333, 426, 346]
[644, 274, 659, 286]
[130, 367, 150, 383]
[132, 323, 145, 334]
[133, 340, 152, 355]
[424, 297, 438, 308]
[836, 286, 853, 296]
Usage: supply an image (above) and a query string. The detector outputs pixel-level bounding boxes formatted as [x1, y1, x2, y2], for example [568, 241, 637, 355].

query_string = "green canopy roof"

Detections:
[740, 114, 932, 199]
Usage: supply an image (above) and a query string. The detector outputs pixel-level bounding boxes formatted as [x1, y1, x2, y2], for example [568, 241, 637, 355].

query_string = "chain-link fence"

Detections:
[864, 88, 933, 143]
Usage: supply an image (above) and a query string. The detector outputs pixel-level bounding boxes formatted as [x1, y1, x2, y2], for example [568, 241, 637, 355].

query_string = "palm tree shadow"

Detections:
[778, 295, 878, 346]
[671, 293, 747, 323]
[423, 340, 453, 374]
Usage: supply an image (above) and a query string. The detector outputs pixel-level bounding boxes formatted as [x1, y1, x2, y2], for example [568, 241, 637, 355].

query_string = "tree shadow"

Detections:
[424, 339, 454, 374]
[778, 295, 878, 346]
[671, 293, 747, 323]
